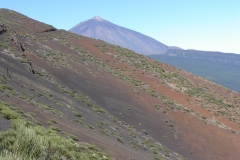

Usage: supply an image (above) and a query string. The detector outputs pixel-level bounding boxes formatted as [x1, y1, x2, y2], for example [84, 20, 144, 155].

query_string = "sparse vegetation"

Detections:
[0, 102, 111, 160]
[0, 102, 19, 120]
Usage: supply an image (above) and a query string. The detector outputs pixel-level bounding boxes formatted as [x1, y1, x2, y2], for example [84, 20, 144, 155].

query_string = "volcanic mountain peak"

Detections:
[69, 16, 169, 55]
[92, 16, 104, 21]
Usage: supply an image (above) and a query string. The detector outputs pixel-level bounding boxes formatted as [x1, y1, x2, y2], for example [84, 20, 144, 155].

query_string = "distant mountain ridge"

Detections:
[150, 49, 240, 93]
[69, 16, 169, 55]
[165, 49, 240, 66]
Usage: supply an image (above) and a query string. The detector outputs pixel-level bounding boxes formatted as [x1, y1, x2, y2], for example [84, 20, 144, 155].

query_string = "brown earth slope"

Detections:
[0, 9, 240, 160]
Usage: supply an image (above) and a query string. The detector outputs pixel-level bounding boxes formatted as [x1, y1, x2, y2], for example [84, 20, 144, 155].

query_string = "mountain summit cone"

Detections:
[69, 16, 169, 55]
[92, 16, 104, 21]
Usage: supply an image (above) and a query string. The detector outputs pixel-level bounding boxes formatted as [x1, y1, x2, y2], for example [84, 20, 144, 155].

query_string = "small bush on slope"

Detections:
[0, 102, 19, 120]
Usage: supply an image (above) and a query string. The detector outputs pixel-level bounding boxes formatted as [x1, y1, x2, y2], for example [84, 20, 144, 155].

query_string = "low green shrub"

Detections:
[0, 102, 19, 120]
[0, 84, 13, 92]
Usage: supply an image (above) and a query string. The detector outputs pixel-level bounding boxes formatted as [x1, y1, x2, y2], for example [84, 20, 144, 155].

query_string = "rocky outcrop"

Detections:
[0, 22, 7, 34]
[11, 33, 26, 52]
[42, 28, 57, 33]
[22, 61, 35, 74]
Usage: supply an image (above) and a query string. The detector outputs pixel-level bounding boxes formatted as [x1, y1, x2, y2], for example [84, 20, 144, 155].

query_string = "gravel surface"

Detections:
[0, 114, 11, 132]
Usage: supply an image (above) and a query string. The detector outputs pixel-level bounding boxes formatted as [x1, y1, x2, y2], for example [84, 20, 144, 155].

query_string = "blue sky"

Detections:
[1, 0, 240, 54]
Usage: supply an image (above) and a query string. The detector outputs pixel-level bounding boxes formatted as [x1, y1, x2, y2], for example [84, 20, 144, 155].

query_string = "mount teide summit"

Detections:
[69, 16, 169, 55]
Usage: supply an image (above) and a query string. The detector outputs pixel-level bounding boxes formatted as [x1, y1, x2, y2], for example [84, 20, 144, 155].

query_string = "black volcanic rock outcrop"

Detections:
[0, 22, 7, 34]
[42, 28, 57, 33]
[69, 16, 169, 55]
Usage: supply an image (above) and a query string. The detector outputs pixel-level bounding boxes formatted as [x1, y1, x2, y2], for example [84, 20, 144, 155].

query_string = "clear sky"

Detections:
[1, 0, 240, 54]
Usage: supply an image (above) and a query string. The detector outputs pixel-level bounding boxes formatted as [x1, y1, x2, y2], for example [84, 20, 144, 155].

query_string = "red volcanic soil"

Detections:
[169, 111, 240, 160]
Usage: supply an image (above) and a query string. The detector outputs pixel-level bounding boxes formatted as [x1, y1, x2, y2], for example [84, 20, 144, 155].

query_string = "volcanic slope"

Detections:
[1, 9, 240, 160]
[69, 16, 169, 55]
